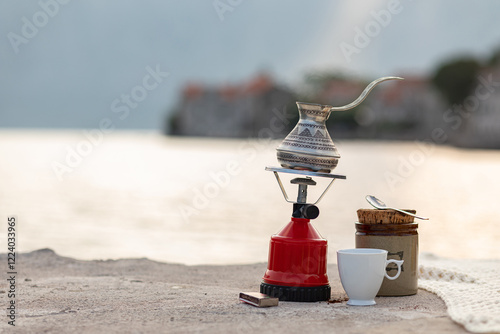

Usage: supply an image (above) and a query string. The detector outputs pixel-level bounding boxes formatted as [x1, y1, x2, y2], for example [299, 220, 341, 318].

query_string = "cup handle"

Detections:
[384, 259, 404, 280]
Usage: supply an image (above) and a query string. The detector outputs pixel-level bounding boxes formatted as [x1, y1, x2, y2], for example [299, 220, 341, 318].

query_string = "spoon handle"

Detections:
[391, 207, 429, 220]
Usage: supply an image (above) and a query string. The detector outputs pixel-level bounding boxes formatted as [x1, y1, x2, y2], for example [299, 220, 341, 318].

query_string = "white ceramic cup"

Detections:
[337, 248, 404, 306]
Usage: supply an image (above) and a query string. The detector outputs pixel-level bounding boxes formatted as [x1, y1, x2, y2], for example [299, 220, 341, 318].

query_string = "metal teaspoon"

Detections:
[365, 195, 429, 220]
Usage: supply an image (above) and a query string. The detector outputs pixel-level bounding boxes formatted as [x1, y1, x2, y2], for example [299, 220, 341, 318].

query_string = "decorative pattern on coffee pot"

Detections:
[276, 76, 403, 173]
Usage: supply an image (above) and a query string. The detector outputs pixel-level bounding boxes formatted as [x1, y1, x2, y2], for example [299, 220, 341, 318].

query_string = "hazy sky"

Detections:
[1, 0, 500, 129]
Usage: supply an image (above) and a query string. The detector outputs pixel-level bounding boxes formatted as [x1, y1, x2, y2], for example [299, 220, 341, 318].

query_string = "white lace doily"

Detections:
[419, 254, 500, 333]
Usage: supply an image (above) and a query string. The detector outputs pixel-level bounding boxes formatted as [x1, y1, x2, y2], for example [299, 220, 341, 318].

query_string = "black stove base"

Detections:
[260, 282, 331, 302]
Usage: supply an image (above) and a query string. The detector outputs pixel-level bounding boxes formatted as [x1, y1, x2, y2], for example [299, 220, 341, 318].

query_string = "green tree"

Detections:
[432, 58, 481, 105]
[488, 47, 500, 66]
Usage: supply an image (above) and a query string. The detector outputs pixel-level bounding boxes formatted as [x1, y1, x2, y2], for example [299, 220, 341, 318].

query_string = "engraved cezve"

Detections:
[276, 77, 403, 173]
[276, 102, 340, 172]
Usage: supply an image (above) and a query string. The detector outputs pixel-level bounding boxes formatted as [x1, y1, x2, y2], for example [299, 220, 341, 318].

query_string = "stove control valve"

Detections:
[292, 203, 320, 219]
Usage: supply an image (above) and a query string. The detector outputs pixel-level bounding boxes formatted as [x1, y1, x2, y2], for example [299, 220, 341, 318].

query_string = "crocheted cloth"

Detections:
[419, 254, 500, 333]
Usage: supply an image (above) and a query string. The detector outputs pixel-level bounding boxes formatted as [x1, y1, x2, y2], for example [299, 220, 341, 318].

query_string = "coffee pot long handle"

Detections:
[329, 76, 404, 112]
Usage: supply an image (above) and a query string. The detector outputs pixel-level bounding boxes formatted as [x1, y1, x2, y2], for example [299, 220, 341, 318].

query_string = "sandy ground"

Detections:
[0, 249, 469, 334]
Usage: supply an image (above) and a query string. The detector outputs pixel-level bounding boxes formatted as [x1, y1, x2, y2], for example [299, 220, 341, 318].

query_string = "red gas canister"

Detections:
[261, 217, 330, 302]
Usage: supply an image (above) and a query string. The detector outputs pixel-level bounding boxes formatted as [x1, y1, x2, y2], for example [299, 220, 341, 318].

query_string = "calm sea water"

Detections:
[1, 130, 499, 265]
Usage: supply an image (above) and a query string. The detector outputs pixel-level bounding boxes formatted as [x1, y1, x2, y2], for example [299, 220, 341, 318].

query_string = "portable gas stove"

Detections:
[260, 167, 345, 302]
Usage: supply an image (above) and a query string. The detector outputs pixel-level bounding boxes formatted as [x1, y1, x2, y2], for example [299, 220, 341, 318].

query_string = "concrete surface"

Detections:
[0, 249, 468, 333]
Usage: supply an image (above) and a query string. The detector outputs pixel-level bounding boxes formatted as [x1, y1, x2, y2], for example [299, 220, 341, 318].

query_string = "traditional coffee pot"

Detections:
[276, 76, 403, 173]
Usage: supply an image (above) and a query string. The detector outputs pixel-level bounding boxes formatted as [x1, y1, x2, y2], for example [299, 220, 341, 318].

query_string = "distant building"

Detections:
[361, 76, 445, 140]
[168, 74, 297, 138]
[316, 79, 367, 107]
